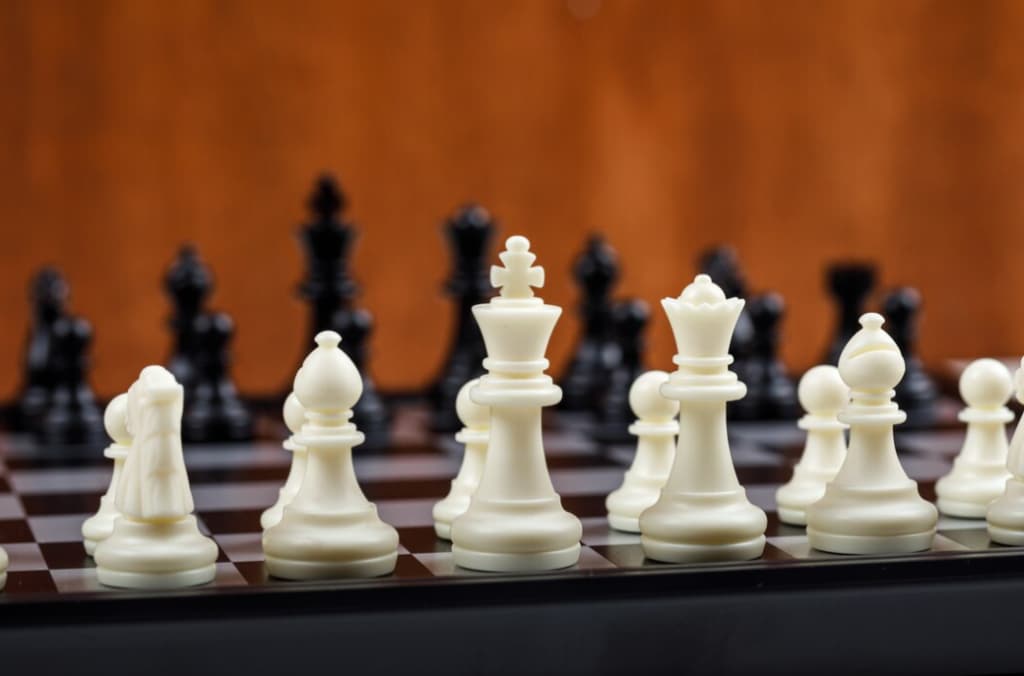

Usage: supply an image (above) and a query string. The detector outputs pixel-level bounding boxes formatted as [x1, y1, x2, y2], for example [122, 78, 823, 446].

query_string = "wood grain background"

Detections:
[1, 0, 1022, 399]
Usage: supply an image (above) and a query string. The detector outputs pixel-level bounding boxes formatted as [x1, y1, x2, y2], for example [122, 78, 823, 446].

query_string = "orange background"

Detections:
[1, 0, 1022, 399]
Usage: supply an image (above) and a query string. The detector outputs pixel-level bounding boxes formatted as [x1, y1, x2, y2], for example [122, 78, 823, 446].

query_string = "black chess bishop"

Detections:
[593, 298, 650, 443]
[183, 312, 253, 443]
[883, 286, 939, 428]
[733, 292, 798, 420]
[17, 267, 70, 431]
[40, 315, 105, 446]
[823, 262, 876, 365]
[165, 245, 213, 398]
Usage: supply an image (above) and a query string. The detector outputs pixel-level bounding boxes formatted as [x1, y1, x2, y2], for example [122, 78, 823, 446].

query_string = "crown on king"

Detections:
[490, 235, 545, 301]
[662, 274, 745, 361]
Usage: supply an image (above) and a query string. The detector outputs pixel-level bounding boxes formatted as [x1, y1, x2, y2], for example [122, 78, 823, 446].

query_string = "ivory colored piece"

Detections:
[451, 236, 582, 572]
[987, 358, 1024, 544]
[936, 359, 1013, 518]
[806, 314, 937, 555]
[775, 366, 849, 526]
[0, 546, 6, 590]
[260, 393, 308, 530]
[606, 370, 679, 533]
[82, 393, 132, 555]
[95, 366, 218, 589]
[639, 274, 767, 563]
[263, 331, 399, 579]
[433, 378, 489, 540]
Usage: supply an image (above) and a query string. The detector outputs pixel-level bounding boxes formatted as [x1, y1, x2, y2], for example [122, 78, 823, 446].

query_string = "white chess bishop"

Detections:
[806, 313, 937, 554]
[262, 331, 399, 579]
[94, 366, 219, 589]
[82, 392, 132, 555]
[639, 274, 767, 563]
[450, 235, 582, 572]
[936, 358, 1014, 518]
[775, 365, 849, 526]
[606, 370, 679, 533]
[433, 378, 489, 540]
[260, 392, 308, 530]
[987, 358, 1024, 544]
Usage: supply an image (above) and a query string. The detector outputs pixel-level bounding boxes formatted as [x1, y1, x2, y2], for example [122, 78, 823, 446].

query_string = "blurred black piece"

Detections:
[297, 174, 389, 447]
[165, 245, 213, 398]
[560, 235, 620, 412]
[183, 312, 253, 443]
[734, 292, 798, 420]
[824, 262, 876, 365]
[17, 267, 70, 431]
[40, 315, 104, 445]
[593, 298, 650, 443]
[429, 204, 494, 433]
[883, 287, 939, 428]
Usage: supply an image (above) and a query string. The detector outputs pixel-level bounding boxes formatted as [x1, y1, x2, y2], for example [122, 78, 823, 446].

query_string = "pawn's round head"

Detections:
[103, 393, 131, 445]
[838, 313, 905, 392]
[293, 331, 363, 413]
[629, 370, 679, 422]
[455, 378, 489, 430]
[798, 365, 849, 416]
[282, 392, 306, 435]
[960, 358, 1013, 410]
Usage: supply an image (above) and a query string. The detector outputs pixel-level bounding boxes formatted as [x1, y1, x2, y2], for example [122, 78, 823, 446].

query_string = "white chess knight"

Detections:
[433, 378, 489, 540]
[94, 366, 218, 589]
[606, 370, 679, 533]
[82, 393, 132, 555]
[775, 366, 849, 526]
[451, 235, 582, 572]
[806, 313, 937, 554]
[936, 359, 1013, 518]
[262, 331, 399, 579]
[260, 392, 308, 530]
[639, 274, 767, 563]
[987, 358, 1024, 544]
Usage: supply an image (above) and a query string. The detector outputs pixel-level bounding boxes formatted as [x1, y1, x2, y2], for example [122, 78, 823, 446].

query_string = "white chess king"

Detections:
[806, 313, 937, 554]
[986, 358, 1024, 544]
[450, 235, 582, 572]
[639, 274, 767, 563]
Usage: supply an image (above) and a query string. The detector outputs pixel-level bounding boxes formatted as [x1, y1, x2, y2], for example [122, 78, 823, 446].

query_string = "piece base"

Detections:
[0, 571, 5, 590]
[936, 497, 988, 519]
[807, 527, 935, 555]
[452, 544, 581, 572]
[264, 552, 397, 580]
[641, 535, 766, 563]
[777, 506, 808, 526]
[607, 513, 641, 533]
[433, 521, 452, 540]
[83, 538, 98, 557]
[987, 524, 1024, 546]
[96, 564, 216, 590]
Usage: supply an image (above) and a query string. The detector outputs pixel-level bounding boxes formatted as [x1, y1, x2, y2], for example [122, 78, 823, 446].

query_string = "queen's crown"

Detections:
[661, 274, 745, 360]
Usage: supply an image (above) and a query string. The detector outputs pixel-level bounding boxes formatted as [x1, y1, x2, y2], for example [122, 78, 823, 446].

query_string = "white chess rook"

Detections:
[775, 366, 849, 526]
[451, 236, 582, 572]
[806, 313, 937, 554]
[260, 392, 308, 530]
[95, 366, 218, 589]
[937, 359, 1013, 518]
[433, 378, 489, 540]
[639, 274, 767, 563]
[82, 392, 132, 555]
[606, 370, 679, 533]
[262, 331, 399, 579]
[987, 357, 1024, 544]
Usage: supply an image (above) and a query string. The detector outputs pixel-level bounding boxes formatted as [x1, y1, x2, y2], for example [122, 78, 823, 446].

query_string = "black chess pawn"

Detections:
[560, 235, 620, 412]
[882, 287, 938, 428]
[165, 245, 213, 396]
[17, 267, 70, 431]
[331, 306, 390, 449]
[733, 292, 798, 420]
[39, 316, 105, 446]
[824, 262, 876, 365]
[429, 204, 495, 433]
[593, 299, 650, 443]
[183, 312, 253, 443]
[698, 246, 755, 372]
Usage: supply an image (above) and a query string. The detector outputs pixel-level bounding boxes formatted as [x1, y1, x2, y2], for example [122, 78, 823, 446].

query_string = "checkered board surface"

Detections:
[0, 402, 1018, 601]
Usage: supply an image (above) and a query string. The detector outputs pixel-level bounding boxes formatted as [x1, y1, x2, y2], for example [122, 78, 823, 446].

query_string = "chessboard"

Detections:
[0, 399, 1021, 674]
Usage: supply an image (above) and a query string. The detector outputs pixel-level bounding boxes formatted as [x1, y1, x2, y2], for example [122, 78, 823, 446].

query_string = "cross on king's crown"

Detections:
[490, 235, 545, 299]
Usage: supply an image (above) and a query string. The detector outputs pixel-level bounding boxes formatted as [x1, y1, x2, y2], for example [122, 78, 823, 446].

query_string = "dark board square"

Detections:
[398, 525, 451, 555]
[0, 519, 33, 544]
[21, 492, 102, 516]
[4, 570, 57, 595]
[199, 509, 262, 534]
[39, 542, 94, 570]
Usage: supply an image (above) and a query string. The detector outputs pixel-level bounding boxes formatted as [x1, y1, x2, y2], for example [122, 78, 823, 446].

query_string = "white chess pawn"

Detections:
[606, 370, 679, 533]
[936, 359, 1013, 518]
[433, 378, 489, 540]
[263, 331, 399, 579]
[95, 366, 218, 589]
[82, 393, 132, 555]
[987, 358, 1024, 544]
[775, 366, 849, 526]
[260, 393, 308, 530]
[806, 314, 937, 554]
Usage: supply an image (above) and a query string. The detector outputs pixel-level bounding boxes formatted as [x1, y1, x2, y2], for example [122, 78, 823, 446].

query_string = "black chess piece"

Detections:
[165, 245, 213, 397]
[824, 262, 877, 365]
[39, 316, 105, 446]
[733, 292, 798, 420]
[17, 267, 70, 431]
[560, 235, 620, 412]
[429, 204, 495, 433]
[331, 306, 390, 448]
[698, 246, 754, 372]
[882, 287, 939, 428]
[183, 312, 253, 443]
[593, 299, 650, 443]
